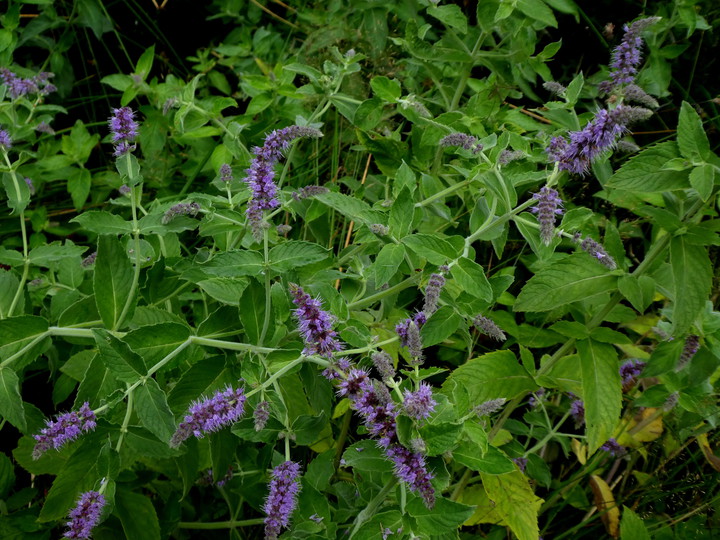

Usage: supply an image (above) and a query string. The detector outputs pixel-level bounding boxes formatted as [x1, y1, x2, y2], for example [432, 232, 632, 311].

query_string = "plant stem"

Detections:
[349, 478, 398, 538]
[189, 336, 276, 354]
[115, 183, 142, 331]
[115, 386, 134, 452]
[347, 273, 422, 310]
[177, 519, 265, 529]
[259, 228, 272, 346]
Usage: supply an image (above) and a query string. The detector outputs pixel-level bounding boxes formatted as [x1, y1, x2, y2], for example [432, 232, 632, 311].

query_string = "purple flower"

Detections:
[219, 163, 233, 183]
[423, 273, 446, 317]
[81, 252, 97, 268]
[570, 399, 585, 427]
[263, 460, 302, 540]
[244, 125, 322, 239]
[396, 312, 426, 350]
[403, 382, 437, 423]
[531, 186, 563, 245]
[254, 400, 271, 431]
[547, 105, 652, 174]
[169, 385, 246, 447]
[600, 438, 626, 457]
[24, 177, 36, 196]
[36, 121, 55, 135]
[439, 133, 482, 154]
[291, 185, 329, 201]
[0, 128, 11, 150]
[162, 202, 200, 224]
[600, 17, 661, 93]
[575, 234, 617, 270]
[63, 490, 105, 539]
[474, 398, 507, 417]
[289, 283, 343, 359]
[108, 107, 139, 157]
[513, 457, 528, 472]
[371, 351, 395, 380]
[472, 314, 506, 341]
[32, 402, 97, 459]
[0, 69, 54, 99]
[619, 358, 645, 389]
[677, 335, 700, 370]
[385, 444, 435, 508]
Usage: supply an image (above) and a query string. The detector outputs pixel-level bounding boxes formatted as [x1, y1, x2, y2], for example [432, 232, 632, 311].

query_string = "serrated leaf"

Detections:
[342, 440, 392, 473]
[451, 257, 493, 301]
[670, 236, 712, 334]
[94, 235, 135, 330]
[407, 496, 474, 533]
[269, 241, 329, 273]
[74, 354, 121, 409]
[0, 368, 27, 431]
[427, 4, 468, 33]
[677, 101, 711, 162]
[454, 443, 515, 474]
[68, 167, 92, 211]
[239, 279, 265, 344]
[135, 379, 175, 443]
[389, 187, 414, 239]
[373, 243, 405, 288]
[420, 306, 462, 347]
[620, 506, 651, 540]
[135, 45, 155, 80]
[2, 173, 31, 213]
[201, 250, 264, 277]
[0, 316, 49, 370]
[578, 339, 621, 454]
[93, 329, 145, 383]
[71, 211, 133, 235]
[689, 163, 714, 201]
[114, 488, 161, 540]
[618, 275, 654, 313]
[122, 322, 191, 368]
[402, 234, 459, 265]
[517, 0, 557, 27]
[606, 142, 690, 191]
[514, 254, 618, 312]
[370, 76, 401, 102]
[481, 471, 543, 540]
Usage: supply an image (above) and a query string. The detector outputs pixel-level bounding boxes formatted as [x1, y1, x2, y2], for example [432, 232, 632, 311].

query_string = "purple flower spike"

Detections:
[219, 163, 233, 183]
[531, 186, 563, 245]
[619, 358, 645, 390]
[63, 490, 105, 539]
[170, 385, 246, 447]
[108, 107, 139, 157]
[33, 402, 97, 459]
[263, 461, 302, 540]
[601, 438, 626, 457]
[254, 400, 271, 431]
[677, 335, 700, 370]
[0, 128, 12, 150]
[570, 399, 585, 427]
[372, 351, 396, 380]
[575, 235, 618, 270]
[385, 444, 435, 508]
[403, 382, 437, 423]
[439, 133, 482, 154]
[423, 273, 446, 317]
[244, 125, 322, 239]
[601, 17, 661, 93]
[472, 315, 506, 342]
[289, 283, 343, 359]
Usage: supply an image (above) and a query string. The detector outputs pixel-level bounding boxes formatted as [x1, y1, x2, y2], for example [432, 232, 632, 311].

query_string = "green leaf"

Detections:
[268, 241, 329, 273]
[0, 451, 15, 498]
[407, 496, 474, 533]
[670, 236, 712, 334]
[94, 235, 134, 330]
[442, 350, 537, 413]
[67, 167, 91, 211]
[370, 76, 401, 102]
[210, 429, 237, 483]
[200, 250, 264, 277]
[239, 279, 265, 344]
[0, 316, 49, 371]
[123, 322, 191, 368]
[135, 379, 175, 443]
[517, 0, 557, 27]
[0, 367, 27, 431]
[342, 440, 392, 473]
[389, 187, 414, 239]
[167, 356, 227, 415]
[419, 422, 463, 456]
[578, 339, 621, 454]
[61, 120, 99, 164]
[92, 329, 145, 383]
[353, 98, 384, 130]
[454, 442, 515, 474]
[394, 160, 416, 196]
[427, 4, 469, 33]
[71, 211, 133, 235]
[75, 354, 121, 409]
[135, 45, 155, 80]
[100, 73, 132, 92]
[115, 152, 142, 185]
[677, 101, 711, 162]
[293, 411, 329, 445]
[28, 242, 88, 267]
[402, 234, 459, 265]
[315, 191, 377, 224]
[481, 471, 544, 540]
[373, 244, 405, 288]
[620, 506, 651, 540]
[451, 257, 493, 301]
[689, 163, 715, 201]
[2, 173, 31, 213]
[421, 306, 462, 347]
[605, 142, 690, 192]
[514, 254, 618, 312]
[618, 275, 655, 313]
[114, 487, 161, 540]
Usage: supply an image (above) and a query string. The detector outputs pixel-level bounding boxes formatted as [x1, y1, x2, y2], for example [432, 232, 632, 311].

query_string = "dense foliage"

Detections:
[0, 0, 719, 539]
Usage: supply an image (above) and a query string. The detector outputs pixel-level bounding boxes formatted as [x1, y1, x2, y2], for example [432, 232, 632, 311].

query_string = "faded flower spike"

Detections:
[33, 402, 97, 459]
[108, 106, 139, 157]
[600, 17, 661, 93]
[439, 132, 482, 154]
[244, 125, 322, 239]
[531, 186, 563, 245]
[371, 351, 396, 380]
[0, 128, 12, 150]
[254, 400, 271, 431]
[620, 358, 645, 391]
[576, 235, 618, 269]
[403, 382, 437, 423]
[423, 272, 446, 317]
[219, 163, 233, 183]
[474, 398, 507, 417]
[291, 185, 329, 201]
[600, 438, 626, 457]
[472, 314, 506, 342]
[289, 283, 343, 358]
[677, 335, 700, 370]
[263, 461, 302, 540]
[169, 385, 246, 447]
[543, 81, 567, 95]
[162, 202, 200, 224]
[63, 490, 106, 539]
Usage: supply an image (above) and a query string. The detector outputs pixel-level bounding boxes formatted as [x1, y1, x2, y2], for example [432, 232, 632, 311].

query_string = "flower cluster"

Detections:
[289, 283, 343, 359]
[291, 185, 329, 201]
[573, 233, 618, 270]
[219, 163, 233, 183]
[474, 398, 507, 417]
[403, 382, 437, 423]
[439, 132, 482, 154]
[677, 335, 700, 370]
[570, 399, 585, 427]
[169, 385, 247, 447]
[33, 402, 97, 459]
[422, 272, 445, 317]
[531, 186, 563, 245]
[0, 128, 11, 150]
[108, 107, 139, 157]
[600, 17, 661, 93]
[371, 351, 395, 380]
[601, 438, 626, 457]
[620, 358, 646, 391]
[472, 314, 507, 342]
[63, 490, 105, 539]
[254, 400, 271, 431]
[0, 68, 56, 99]
[161, 202, 200, 224]
[396, 316, 424, 365]
[263, 461, 302, 540]
[244, 125, 322, 239]
[547, 105, 652, 174]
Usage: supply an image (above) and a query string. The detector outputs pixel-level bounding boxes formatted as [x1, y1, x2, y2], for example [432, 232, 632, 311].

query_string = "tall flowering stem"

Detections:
[33, 402, 96, 459]
[289, 283, 343, 358]
[600, 17, 661, 93]
[63, 490, 106, 539]
[108, 107, 139, 157]
[263, 461, 302, 540]
[170, 385, 247, 447]
[531, 186, 563, 245]
[244, 125, 322, 239]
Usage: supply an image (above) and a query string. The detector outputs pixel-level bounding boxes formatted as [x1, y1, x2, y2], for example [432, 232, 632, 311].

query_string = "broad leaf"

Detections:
[0, 367, 26, 431]
[94, 235, 134, 330]
[268, 241, 329, 273]
[451, 257, 492, 301]
[481, 471, 544, 540]
[114, 487, 161, 540]
[372, 243, 405, 288]
[135, 379, 176, 443]
[677, 101, 711, 162]
[670, 236, 712, 334]
[605, 142, 690, 192]
[93, 329, 146, 383]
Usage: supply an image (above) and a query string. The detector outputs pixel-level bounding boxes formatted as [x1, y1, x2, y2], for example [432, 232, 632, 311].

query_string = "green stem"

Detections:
[347, 273, 422, 311]
[115, 184, 142, 331]
[115, 386, 134, 452]
[2, 148, 29, 318]
[449, 31, 486, 111]
[177, 519, 265, 529]
[415, 179, 477, 208]
[340, 336, 399, 356]
[349, 478, 398, 538]
[189, 336, 275, 354]
[259, 229, 272, 346]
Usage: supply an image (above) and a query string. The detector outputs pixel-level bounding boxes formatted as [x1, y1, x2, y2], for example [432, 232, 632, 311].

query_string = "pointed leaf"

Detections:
[94, 235, 134, 329]
[93, 329, 146, 383]
[670, 236, 712, 334]
[268, 241, 329, 273]
[135, 379, 175, 443]
[677, 101, 711, 162]
[481, 471, 544, 540]
[0, 367, 26, 431]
